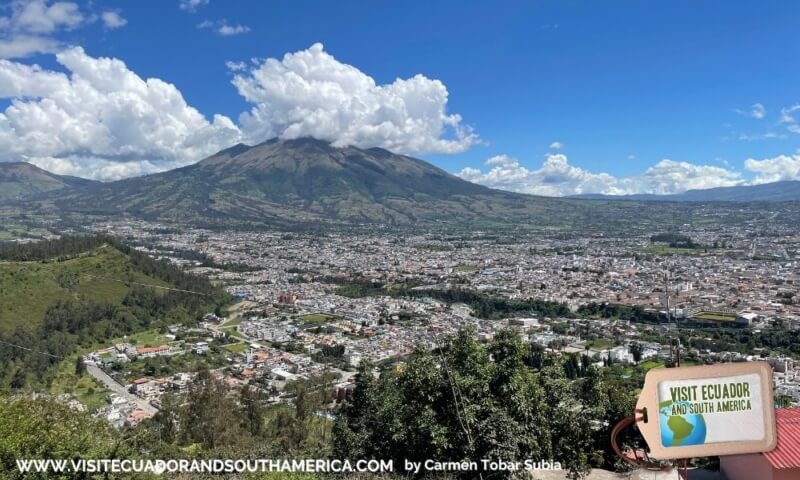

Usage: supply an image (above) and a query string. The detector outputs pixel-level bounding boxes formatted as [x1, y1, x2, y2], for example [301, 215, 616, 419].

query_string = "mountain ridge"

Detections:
[570, 181, 800, 202]
[13, 137, 799, 228]
[0, 162, 97, 201]
[50, 137, 592, 226]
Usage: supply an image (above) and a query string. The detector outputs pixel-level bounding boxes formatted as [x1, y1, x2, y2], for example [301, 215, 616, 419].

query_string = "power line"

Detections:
[75, 273, 212, 297]
[16, 260, 213, 297]
[0, 270, 210, 362]
[426, 318, 479, 468]
[0, 339, 64, 359]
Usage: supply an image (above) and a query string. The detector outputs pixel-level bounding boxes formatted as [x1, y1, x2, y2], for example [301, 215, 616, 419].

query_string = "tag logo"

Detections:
[636, 362, 776, 459]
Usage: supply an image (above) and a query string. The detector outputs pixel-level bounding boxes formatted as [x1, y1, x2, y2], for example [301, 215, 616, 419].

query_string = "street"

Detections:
[86, 364, 158, 416]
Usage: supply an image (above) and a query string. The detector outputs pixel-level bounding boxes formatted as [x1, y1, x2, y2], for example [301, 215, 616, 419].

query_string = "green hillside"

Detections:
[0, 245, 168, 331]
[0, 235, 230, 390]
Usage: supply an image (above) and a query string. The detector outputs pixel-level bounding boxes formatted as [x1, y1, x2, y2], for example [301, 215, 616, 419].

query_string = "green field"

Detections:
[115, 329, 170, 347]
[0, 224, 51, 241]
[299, 313, 339, 325]
[638, 360, 664, 371]
[51, 356, 107, 411]
[692, 312, 737, 322]
[223, 342, 248, 353]
[220, 316, 244, 328]
[0, 246, 168, 332]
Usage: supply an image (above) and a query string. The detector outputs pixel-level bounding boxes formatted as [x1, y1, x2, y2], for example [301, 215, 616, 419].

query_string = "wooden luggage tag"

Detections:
[635, 361, 777, 459]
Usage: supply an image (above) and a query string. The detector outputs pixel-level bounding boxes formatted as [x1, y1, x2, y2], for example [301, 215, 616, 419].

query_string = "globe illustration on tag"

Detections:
[659, 400, 707, 447]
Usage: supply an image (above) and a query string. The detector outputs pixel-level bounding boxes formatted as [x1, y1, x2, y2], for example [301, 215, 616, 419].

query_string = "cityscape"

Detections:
[76, 217, 799, 431]
[1, 1, 800, 479]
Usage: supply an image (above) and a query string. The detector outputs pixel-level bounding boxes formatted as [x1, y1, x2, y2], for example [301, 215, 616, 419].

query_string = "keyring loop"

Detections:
[610, 409, 674, 472]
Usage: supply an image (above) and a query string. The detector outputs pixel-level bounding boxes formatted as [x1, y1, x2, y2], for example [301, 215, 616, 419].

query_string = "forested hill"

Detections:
[0, 235, 230, 390]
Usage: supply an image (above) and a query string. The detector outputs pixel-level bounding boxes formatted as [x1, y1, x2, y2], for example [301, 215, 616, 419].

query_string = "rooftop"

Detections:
[763, 408, 800, 469]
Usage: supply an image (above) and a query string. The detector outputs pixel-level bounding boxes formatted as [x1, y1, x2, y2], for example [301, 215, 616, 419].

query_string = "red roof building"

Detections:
[721, 408, 800, 480]
[765, 409, 800, 470]
[125, 409, 151, 427]
[136, 345, 171, 357]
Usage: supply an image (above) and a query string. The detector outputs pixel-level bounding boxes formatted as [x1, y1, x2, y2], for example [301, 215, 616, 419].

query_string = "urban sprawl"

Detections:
[63, 220, 800, 427]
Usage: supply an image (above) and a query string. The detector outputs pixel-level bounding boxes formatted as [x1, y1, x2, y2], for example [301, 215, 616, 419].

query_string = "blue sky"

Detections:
[1, 0, 798, 195]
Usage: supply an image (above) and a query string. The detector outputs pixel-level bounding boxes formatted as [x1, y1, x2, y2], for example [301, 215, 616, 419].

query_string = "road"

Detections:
[86, 363, 158, 416]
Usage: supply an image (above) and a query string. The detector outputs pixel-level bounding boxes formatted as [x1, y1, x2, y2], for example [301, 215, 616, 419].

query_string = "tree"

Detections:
[240, 385, 266, 438]
[333, 328, 593, 478]
[9, 369, 25, 390]
[630, 343, 644, 363]
[526, 343, 546, 369]
[181, 369, 243, 450]
[74, 356, 86, 376]
[0, 395, 138, 479]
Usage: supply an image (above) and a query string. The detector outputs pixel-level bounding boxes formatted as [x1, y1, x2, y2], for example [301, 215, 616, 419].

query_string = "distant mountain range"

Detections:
[44, 137, 647, 227]
[2, 138, 797, 228]
[0, 162, 96, 201]
[571, 181, 800, 202]
[52, 137, 503, 225]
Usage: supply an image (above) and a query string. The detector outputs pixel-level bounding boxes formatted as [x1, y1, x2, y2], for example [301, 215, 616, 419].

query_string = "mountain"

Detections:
[572, 181, 800, 202]
[671, 181, 800, 201]
[47, 137, 768, 229]
[0, 162, 97, 201]
[53, 137, 641, 227]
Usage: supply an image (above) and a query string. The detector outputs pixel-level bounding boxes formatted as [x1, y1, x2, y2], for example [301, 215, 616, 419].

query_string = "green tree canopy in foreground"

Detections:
[333, 328, 630, 479]
[0, 395, 149, 480]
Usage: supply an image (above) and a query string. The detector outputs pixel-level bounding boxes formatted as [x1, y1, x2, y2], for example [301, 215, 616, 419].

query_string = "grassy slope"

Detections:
[0, 245, 168, 332]
[50, 356, 107, 411]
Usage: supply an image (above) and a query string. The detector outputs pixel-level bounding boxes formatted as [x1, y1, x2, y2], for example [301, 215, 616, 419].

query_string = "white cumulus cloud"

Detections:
[745, 154, 800, 184]
[457, 154, 621, 196]
[457, 155, 744, 196]
[101, 11, 127, 29]
[5, 0, 84, 34]
[218, 24, 249, 36]
[635, 160, 742, 194]
[225, 60, 247, 71]
[0, 47, 241, 180]
[198, 19, 250, 36]
[484, 154, 516, 166]
[179, 0, 209, 12]
[549, 141, 564, 149]
[232, 42, 478, 155]
[779, 104, 799, 124]
[0, 0, 86, 58]
[750, 103, 766, 119]
[27, 156, 175, 181]
[0, 34, 59, 58]
[778, 104, 800, 135]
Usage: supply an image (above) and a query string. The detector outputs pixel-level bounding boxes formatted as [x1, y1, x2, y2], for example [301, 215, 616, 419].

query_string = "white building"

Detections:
[344, 352, 362, 367]
[195, 342, 209, 355]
